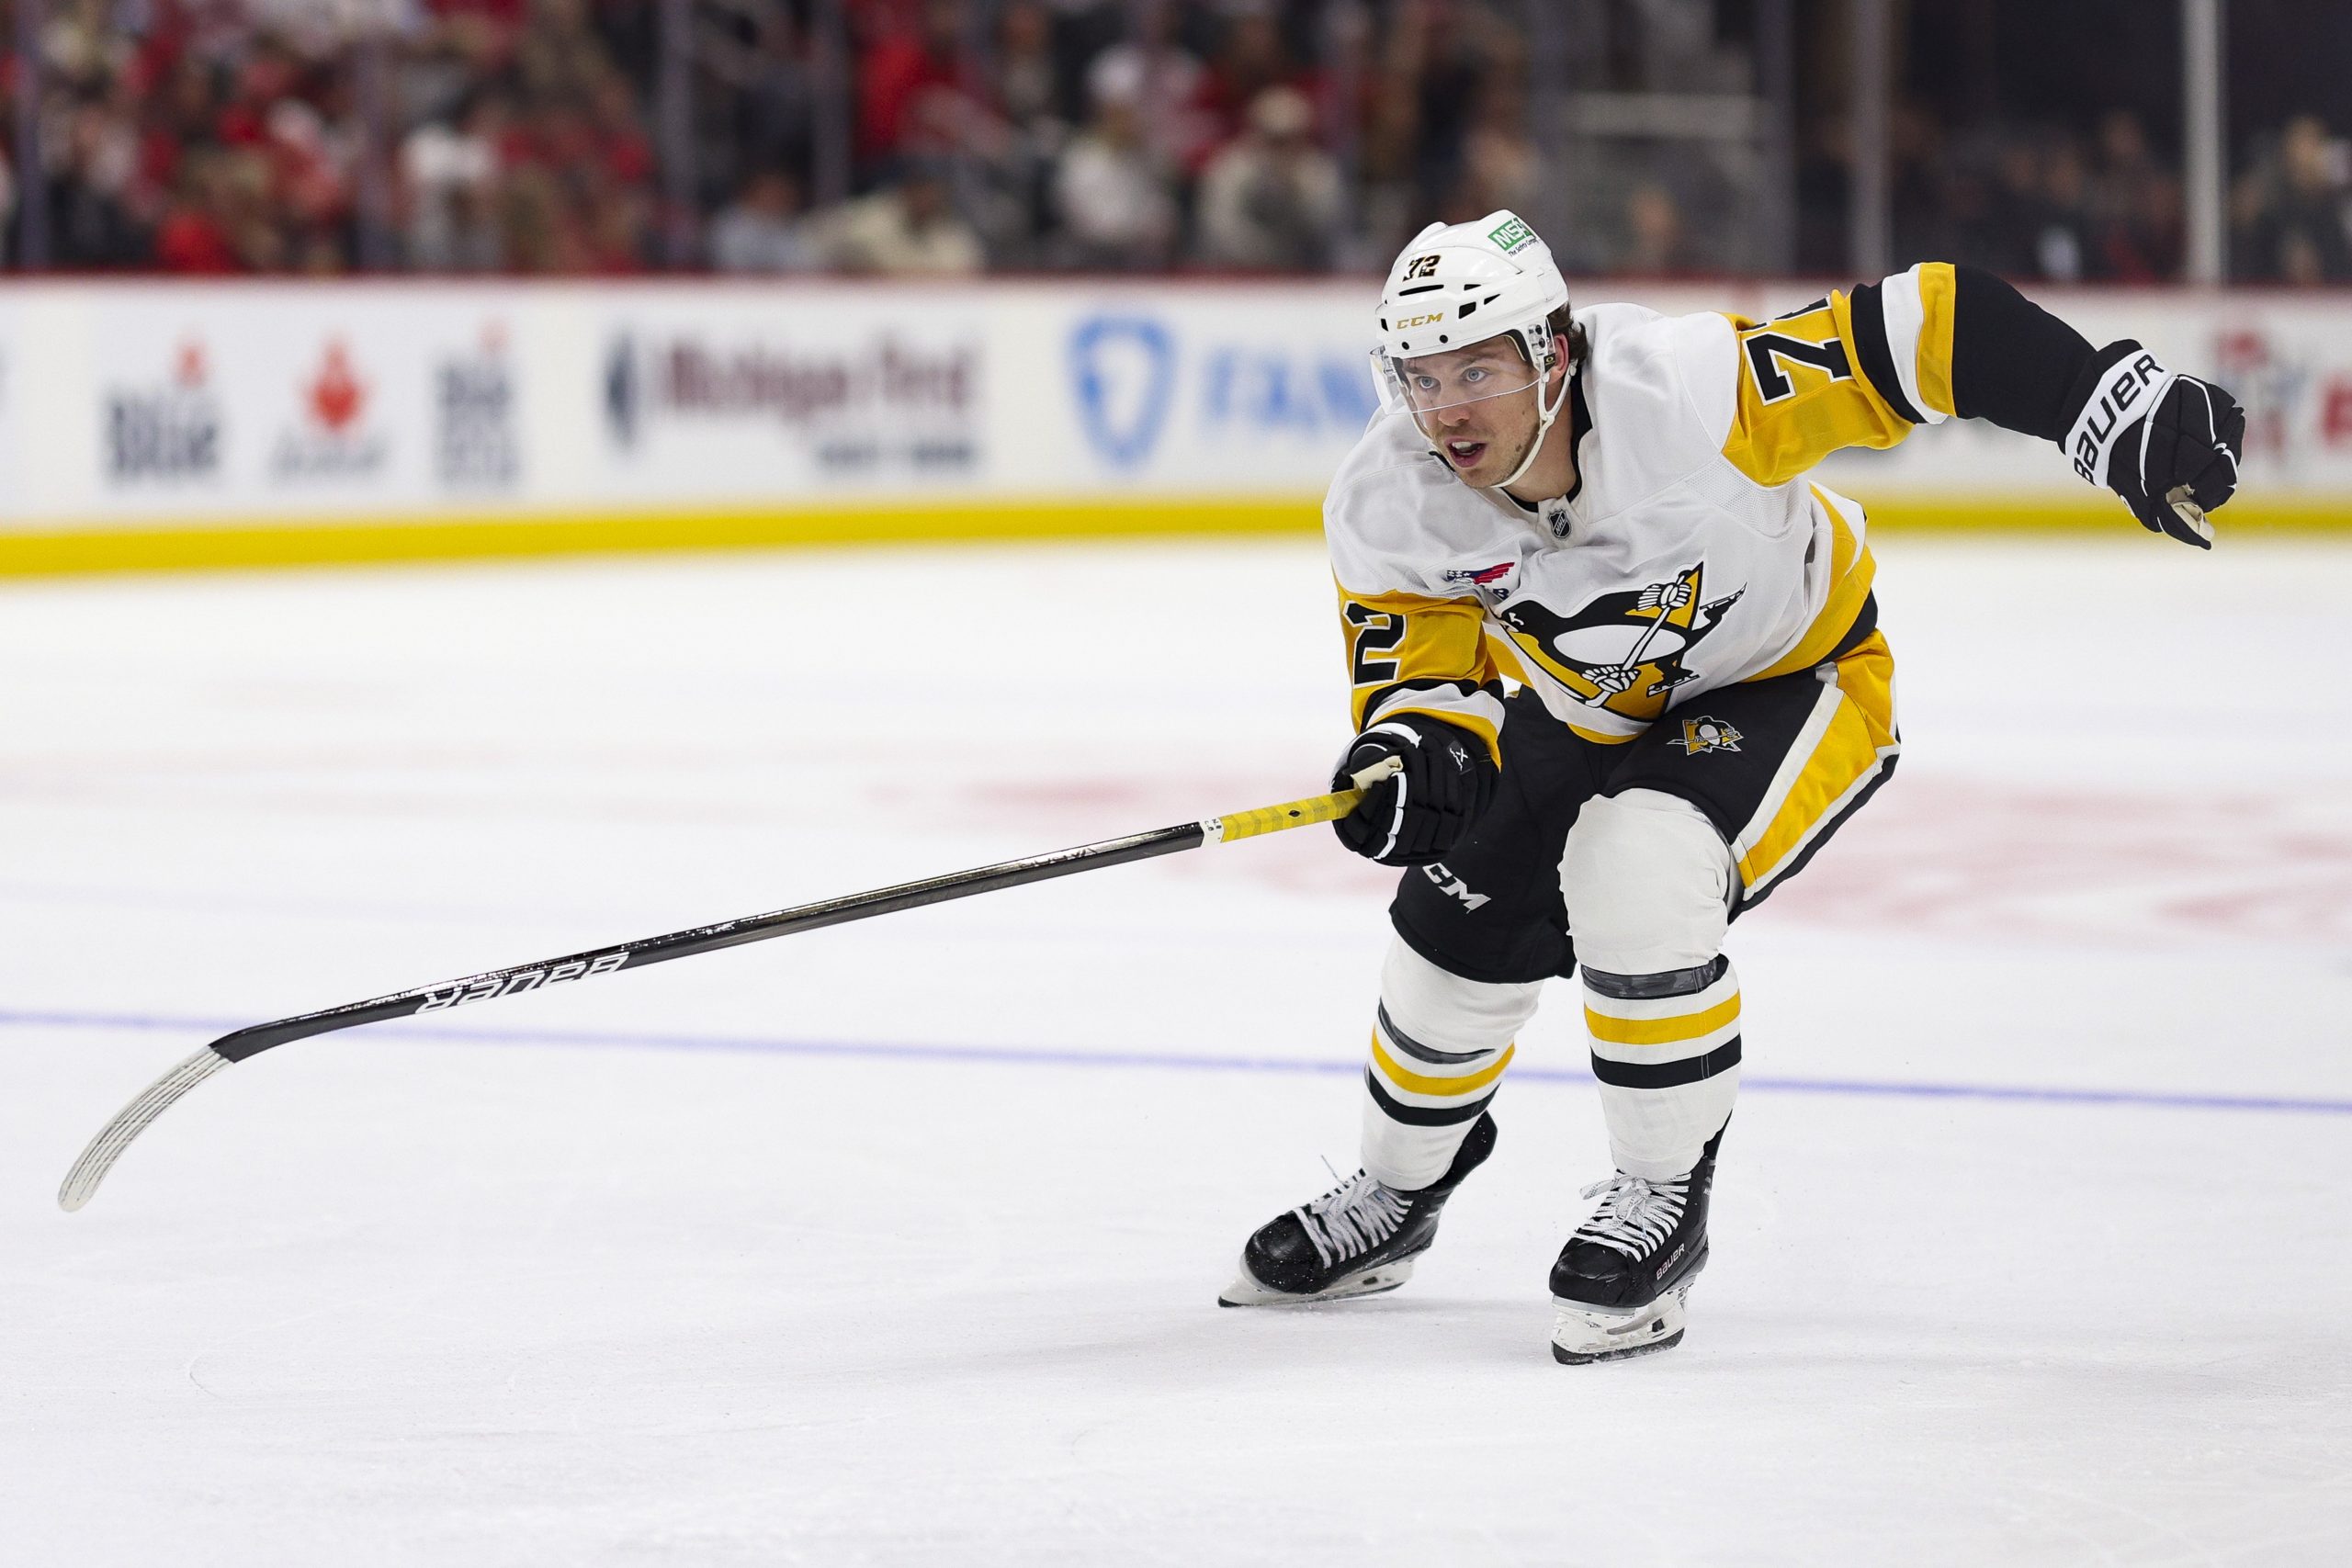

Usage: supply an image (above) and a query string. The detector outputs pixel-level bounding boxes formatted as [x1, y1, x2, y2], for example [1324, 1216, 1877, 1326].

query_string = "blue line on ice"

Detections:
[9, 1007, 2351, 1118]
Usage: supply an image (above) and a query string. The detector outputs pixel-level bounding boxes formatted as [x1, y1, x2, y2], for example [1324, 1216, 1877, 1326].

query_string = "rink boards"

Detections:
[0, 277, 2341, 572]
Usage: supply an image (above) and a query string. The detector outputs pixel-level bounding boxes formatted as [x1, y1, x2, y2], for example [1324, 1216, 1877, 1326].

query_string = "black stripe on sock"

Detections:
[1364, 1068, 1497, 1126]
[1588, 1038, 1744, 1089]
[1374, 1003, 1494, 1066]
[1580, 954, 1729, 1001]
[1846, 280, 1925, 425]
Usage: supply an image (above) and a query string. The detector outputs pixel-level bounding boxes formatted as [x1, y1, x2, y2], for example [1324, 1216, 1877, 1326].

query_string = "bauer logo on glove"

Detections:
[2061, 340, 2245, 548]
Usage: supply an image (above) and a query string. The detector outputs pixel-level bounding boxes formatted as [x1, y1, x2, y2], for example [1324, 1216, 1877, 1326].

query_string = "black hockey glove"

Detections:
[2061, 342, 2245, 549]
[1330, 714, 1497, 868]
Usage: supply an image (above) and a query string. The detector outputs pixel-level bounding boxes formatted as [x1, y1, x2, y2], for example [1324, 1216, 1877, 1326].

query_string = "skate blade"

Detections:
[1549, 1283, 1691, 1364]
[1217, 1256, 1416, 1308]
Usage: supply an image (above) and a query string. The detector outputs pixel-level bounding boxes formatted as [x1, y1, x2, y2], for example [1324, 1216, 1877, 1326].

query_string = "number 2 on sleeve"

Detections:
[1345, 603, 1405, 683]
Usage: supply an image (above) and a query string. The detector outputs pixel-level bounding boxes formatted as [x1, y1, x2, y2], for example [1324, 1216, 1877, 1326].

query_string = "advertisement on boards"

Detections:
[589, 295, 987, 500]
[1047, 289, 1379, 491]
[0, 278, 2341, 544]
[12, 286, 525, 524]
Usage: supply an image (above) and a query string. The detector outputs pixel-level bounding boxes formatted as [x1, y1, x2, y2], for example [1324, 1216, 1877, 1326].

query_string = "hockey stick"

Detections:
[58, 757, 1403, 1212]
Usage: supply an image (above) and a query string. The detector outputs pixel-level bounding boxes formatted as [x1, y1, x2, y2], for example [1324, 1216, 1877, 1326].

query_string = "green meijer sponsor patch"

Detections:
[1487, 218, 1536, 254]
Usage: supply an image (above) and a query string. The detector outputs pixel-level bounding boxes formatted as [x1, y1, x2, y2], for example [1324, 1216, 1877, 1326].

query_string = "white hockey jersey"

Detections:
[1325, 263, 1963, 753]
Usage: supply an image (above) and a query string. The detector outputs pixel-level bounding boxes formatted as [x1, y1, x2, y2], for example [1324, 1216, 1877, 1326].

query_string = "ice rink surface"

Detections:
[6, 533, 2351, 1566]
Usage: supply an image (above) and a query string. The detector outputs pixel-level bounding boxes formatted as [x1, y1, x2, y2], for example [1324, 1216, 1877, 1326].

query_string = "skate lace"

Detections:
[1572, 1172, 1688, 1261]
[1292, 1170, 1412, 1269]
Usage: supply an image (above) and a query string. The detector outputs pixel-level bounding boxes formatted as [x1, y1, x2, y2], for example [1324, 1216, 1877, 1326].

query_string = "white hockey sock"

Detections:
[1583, 956, 1741, 1181]
[1360, 939, 1542, 1190]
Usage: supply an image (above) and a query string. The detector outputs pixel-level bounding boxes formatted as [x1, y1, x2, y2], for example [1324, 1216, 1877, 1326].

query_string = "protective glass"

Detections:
[1376, 336, 1542, 426]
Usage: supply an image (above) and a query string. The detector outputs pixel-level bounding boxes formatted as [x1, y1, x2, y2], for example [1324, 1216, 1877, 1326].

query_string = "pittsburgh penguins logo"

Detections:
[1496, 563, 1744, 721]
[1671, 716, 1744, 755]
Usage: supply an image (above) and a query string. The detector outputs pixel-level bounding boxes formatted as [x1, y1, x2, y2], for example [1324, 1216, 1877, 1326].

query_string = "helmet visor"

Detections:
[1377, 339, 1542, 423]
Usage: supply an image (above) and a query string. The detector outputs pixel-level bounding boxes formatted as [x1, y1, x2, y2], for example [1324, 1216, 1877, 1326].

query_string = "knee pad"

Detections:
[1560, 789, 1736, 979]
[1363, 937, 1542, 1190]
[1380, 938, 1543, 1054]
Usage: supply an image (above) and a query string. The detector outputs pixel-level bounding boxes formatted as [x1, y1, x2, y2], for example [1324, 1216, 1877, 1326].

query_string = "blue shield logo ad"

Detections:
[1069, 314, 1175, 469]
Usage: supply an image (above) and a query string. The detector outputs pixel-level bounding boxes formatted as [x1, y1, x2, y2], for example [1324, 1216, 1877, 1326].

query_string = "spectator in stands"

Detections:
[2235, 115, 2352, 284]
[1618, 182, 1694, 276]
[9, 0, 2351, 291]
[1450, 67, 1541, 222]
[1353, 4, 1434, 260]
[401, 91, 507, 270]
[1052, 51, 1178, 270]
[587, 69, 657, 192]
[582, 176, 653, 275]
[709, 169, 820, 273]
[991, 1, 1063, 141]
[1195, 85, 1341, 271]
[153, 154, 244, 275]
[49, 98, 149, 268]
[2086, 110, 2181, 281]
[1951, 136, 2053, 278]
[928, 0, 1069, 265]
[737, 9, 819, 186]
[1080, 2, 1216, 176]
[820, 162, 983, 276]
[2034, 138, 2096, 282]
[1194, 13, 1300, 172]
[854, 0, 964, 175]
[497, 164, 569, 272]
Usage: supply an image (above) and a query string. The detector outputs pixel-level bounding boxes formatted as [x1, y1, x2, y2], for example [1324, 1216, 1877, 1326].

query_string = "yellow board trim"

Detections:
[1368, 1035, 1516, 1098]
[1849, 492, 2352, 534]
[0, 491, 2342, 578]
[0, 496, 1322, 578]
[1585, 994, 1741, 1047]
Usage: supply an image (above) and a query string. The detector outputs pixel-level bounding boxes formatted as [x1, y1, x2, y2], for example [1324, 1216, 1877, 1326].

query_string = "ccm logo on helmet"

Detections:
[1396, 312, 1446, 329]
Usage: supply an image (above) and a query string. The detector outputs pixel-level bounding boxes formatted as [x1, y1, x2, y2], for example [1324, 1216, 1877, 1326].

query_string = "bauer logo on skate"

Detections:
[417, 951, 628, 1013]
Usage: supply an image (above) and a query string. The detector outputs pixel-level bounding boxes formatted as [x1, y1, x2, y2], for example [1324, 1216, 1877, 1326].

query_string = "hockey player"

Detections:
[1219, 211, 2245, 1363]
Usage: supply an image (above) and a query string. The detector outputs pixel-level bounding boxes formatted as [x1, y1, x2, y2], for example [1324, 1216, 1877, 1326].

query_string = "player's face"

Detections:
[1396, 342, 1544, 485]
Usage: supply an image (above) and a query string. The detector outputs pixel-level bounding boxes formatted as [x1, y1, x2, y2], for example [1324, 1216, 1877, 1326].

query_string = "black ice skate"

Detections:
[1218, 1113, 1496, 1307]
[1547, 1127, 1723, 1364]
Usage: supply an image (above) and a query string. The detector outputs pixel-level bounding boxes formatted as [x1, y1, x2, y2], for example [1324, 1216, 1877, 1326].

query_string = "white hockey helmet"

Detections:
[1374, 210, 1574, 489]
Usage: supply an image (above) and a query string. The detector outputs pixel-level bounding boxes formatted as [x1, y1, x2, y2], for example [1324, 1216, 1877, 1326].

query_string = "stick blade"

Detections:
[59, 1048, 231, 1212]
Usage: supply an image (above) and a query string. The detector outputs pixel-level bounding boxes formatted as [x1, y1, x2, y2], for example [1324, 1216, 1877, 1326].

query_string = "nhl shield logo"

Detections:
[1671, 716, 1743, 755]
